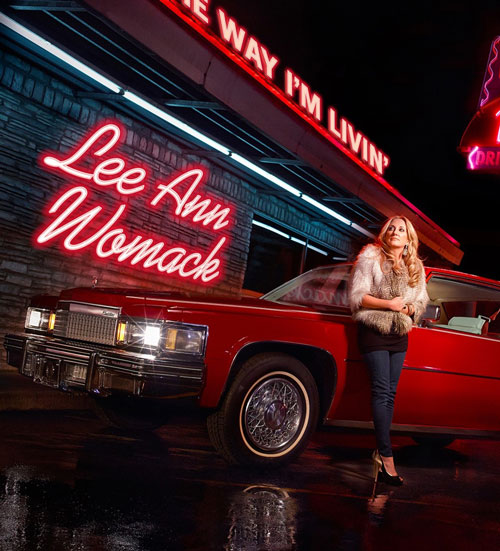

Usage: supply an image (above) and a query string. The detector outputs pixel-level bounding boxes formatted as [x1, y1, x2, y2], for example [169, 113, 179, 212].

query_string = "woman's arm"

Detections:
[361, 294, 406, 312]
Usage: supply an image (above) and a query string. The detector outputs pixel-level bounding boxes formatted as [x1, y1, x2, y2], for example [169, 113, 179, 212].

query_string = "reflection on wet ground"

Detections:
[1, 408, 500, 550]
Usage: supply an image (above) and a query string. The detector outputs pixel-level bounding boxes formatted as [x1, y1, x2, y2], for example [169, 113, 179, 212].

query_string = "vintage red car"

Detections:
[4, 264, 500, 465]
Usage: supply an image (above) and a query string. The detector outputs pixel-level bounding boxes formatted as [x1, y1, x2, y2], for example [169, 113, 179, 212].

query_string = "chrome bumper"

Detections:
[4, 333, 205, 398]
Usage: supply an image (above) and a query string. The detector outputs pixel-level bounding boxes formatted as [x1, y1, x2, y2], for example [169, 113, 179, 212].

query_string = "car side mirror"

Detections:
[420, 304, 441, 326]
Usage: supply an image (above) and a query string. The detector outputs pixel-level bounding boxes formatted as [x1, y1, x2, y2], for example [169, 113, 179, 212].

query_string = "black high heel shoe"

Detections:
[372, 451, 403, 486]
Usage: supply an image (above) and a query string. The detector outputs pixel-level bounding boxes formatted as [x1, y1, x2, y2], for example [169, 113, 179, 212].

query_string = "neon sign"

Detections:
[479, 36, 500, 108]
[37, 122, 232, 283]
[460, 36, 500, 173]
[158, 0, 390, 176]
[467, 108, 500, 170]
[460, 93, 500, 173]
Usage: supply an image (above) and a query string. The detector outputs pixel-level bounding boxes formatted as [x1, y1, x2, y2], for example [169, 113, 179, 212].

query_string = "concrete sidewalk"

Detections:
[0, 367, 95, 412]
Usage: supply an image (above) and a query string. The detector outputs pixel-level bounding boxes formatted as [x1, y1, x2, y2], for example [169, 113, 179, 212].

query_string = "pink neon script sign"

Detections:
[37, 123, 232, 283]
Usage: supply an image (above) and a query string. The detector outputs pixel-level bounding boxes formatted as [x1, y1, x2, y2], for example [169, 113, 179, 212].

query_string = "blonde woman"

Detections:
[349, 216, 429, 485]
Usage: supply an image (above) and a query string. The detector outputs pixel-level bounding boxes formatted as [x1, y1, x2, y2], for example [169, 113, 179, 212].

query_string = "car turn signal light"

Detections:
[116, 322, 127, 343]
[48, 312, 56, 331]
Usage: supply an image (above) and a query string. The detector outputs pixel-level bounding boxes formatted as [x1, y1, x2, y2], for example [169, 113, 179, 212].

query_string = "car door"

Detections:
[394, 273, 500, 432]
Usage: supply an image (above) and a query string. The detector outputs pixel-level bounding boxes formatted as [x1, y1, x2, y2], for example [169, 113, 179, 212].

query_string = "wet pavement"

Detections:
[1, 404, 500, 551]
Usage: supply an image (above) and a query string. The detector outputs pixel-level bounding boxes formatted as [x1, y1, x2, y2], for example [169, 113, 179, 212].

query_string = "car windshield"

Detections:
[261, 266, 500, 330]
[262, 265, 351, 313]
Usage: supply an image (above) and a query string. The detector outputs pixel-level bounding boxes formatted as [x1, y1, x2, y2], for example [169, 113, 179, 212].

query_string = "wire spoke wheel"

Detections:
[207, 352, 320, 466]
[243, 376, 303, 452]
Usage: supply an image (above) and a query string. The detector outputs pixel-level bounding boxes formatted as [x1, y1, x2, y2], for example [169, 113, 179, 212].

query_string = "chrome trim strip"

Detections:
[346, 359, 500, 381]
[3, 335, 25, 350]
[324, 419, 500, 439]
[137, 297, 351, 317]
[426, 326, 500, 342]
[56, 300, 122, 313]
[403, 365, 500, 381]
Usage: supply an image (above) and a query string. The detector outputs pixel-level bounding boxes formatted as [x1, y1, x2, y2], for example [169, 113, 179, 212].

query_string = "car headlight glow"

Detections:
[127, 323, 162, 349]
[117, 319, 207, 355]
[143, 325, 161, 346]
[25, 307, 52, 331]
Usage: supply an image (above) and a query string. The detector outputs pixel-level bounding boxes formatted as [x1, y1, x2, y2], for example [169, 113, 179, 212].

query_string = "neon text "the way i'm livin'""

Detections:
[164, 0, 391, 176]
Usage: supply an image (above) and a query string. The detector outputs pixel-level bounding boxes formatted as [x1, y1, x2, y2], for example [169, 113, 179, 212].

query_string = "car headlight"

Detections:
[122, 322, 163, 349]
[165, 327, 205, 354]
[116, 319, 207, 355]
[25, 307, 55, 332]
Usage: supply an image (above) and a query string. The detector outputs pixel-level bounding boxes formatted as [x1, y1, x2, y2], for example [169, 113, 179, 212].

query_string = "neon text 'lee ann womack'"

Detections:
[38, 123, 232, 283]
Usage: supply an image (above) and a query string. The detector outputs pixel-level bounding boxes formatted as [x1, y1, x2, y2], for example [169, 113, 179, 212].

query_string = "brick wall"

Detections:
[0, 49, 353, 361]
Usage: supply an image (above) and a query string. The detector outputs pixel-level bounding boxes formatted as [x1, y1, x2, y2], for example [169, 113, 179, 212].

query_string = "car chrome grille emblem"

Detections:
[53, 303, 120, 345]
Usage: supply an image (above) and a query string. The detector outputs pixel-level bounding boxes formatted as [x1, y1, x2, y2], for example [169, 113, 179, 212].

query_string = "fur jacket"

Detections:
[349, 244, 429, 335]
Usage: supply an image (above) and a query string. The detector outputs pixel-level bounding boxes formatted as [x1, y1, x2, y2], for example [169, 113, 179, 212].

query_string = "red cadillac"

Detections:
[4, 264, 500, 465]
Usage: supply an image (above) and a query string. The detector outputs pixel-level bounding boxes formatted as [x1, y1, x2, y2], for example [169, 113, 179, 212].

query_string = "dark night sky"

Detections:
[217, 1, 500, 279]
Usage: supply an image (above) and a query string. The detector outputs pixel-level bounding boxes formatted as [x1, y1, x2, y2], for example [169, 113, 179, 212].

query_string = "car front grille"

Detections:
[53, 303, 120, 346]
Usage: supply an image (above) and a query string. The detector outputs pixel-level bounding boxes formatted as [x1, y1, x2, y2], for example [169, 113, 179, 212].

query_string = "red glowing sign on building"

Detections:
[460, 36, 500, 173]
[37, 122, 232, 283]
[157, 0, 390, 177]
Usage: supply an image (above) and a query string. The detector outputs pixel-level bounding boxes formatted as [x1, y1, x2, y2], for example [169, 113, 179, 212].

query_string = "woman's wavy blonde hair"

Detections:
[377, 215, 422, 287]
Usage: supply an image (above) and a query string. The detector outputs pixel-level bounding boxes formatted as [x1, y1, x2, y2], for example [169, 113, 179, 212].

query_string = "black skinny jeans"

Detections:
[363, 349, 405, 457]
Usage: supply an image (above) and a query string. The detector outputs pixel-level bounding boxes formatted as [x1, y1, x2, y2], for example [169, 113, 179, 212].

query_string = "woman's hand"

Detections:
[387, 296, 405, 312]
[361, 294, 407, 312]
